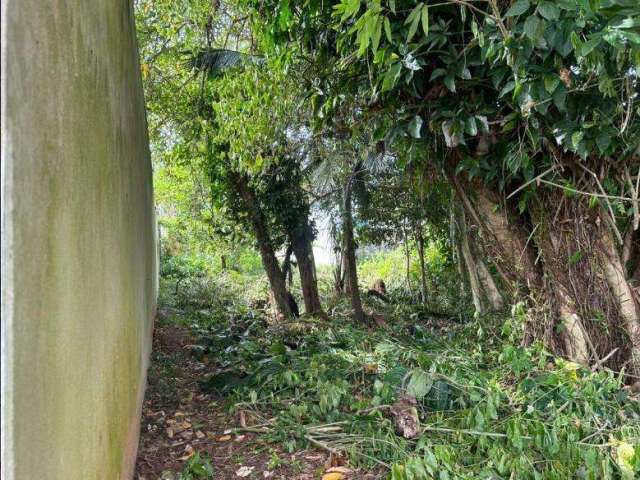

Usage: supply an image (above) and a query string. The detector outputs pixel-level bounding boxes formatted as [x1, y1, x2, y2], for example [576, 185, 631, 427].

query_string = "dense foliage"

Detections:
[135, 0, 640, 477]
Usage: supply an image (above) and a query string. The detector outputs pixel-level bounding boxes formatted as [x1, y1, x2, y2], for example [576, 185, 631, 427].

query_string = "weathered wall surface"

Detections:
[1, 1, 157, 479]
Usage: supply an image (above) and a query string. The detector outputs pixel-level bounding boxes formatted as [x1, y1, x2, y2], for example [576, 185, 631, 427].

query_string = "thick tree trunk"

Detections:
[292, 232, 323, 315]
[598, 225, 640, 372]
[342, 177, 365, 323]
[233, 173, 292, 319]
[449, 162, 640, 372]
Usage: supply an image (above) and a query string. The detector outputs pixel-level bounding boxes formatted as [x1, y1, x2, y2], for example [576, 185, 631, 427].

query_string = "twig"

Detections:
[421, 425, 532, 440]
[507, 166, 557, 200]
[538, 179, 634, 203]
[591, 348, 619, 372]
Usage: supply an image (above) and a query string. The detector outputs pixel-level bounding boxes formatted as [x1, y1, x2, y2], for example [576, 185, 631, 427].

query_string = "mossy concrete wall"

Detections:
[1, 1, 157, 479]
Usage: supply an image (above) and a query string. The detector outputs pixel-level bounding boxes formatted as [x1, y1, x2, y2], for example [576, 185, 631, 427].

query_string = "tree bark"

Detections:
[342, 176, 365, 323]
[292, 232, 323, 315]
[282, 243, 294, 287]
[456, 213, 484, 315]
[475, 257, 504, 311]
[598, 224, 640, 372]
[233, 173, 292, 318]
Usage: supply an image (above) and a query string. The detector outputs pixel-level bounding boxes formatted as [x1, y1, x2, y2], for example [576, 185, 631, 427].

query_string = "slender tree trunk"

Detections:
[456, 214, 484, 315]
[342, 176, 365, 323]
[292, 232, 323, 315]
[451, 205, 467, 296]
[402, 223, 412, 292]
[220, 254, 227, 271]
[334, 250, 343, 294]
[233, 173, 292, 318]
[415, 225, 428, 305]
[282, 244, 294, 288]
[475, 257, 504, 311]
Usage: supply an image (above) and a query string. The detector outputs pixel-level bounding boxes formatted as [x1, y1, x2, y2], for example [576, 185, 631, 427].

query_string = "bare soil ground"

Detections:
[134, 320, 383, 479]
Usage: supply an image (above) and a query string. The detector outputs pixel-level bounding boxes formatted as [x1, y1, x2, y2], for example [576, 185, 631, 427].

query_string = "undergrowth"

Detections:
[162, 260, 640, 479]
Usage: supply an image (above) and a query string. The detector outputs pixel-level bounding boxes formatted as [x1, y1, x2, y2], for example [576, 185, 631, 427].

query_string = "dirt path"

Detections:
[134, 320, 380, 479]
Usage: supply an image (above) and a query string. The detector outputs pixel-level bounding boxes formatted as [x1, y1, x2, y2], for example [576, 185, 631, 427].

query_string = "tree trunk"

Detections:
[342, 177, 365, 323]
[292, 232, 323, 315]
[415, 225, 428, 305]
[598, 224, 640, 372]
[450, 205, 467, 296]
[282, 244, 294, 287]
[233, 173, 292, 319]
[448, 161, 640, 372]
[402, 224, 412, 292]
[220, 254, 227, 271]
[475, 257, 504, 311]
[456, 213, 484, 315]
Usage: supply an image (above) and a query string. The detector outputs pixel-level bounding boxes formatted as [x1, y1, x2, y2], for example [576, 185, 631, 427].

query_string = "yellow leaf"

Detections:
[322, 473, 344, 480]
[616, 440, 636, 477]
[217, 434, 232, 441]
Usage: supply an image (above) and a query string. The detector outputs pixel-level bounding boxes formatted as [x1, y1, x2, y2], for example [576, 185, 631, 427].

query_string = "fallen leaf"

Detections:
[327, 467, 352, 474]
[236, 465, 255, 477]
[218, 435, 232, 441]
[321, 473, 344, 480]
[235, 434, 246, 442]
[195, 430, 205, 439]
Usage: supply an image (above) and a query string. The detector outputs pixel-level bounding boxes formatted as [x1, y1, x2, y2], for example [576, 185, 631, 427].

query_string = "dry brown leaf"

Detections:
[217, 434, 232, 441]
[195, 430, 205, 439]
[166, 428, 174, 438]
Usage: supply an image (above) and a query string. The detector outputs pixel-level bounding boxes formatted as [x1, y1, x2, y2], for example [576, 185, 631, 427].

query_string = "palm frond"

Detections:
[186, 49, 261, 76]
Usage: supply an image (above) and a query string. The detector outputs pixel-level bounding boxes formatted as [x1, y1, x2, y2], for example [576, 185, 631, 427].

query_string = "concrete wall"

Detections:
[1, 1, 157, 479]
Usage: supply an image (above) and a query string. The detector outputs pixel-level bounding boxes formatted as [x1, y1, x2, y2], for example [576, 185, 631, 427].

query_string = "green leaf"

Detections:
[537, 1, 559, 20]
[523, 16, 542, 41]
[553, 87, 567, 111]
[571, 131, 584, 149]
[465, 117, 478, 136]
[596, 133, 611, 154]
[407, 369, 432, 398]
[408, 115, 423, 138]
[444, 74, 456, 92]
[581, 35, 601, 56]
[382, 62, 402, 91]
[505, 0, 530, 17]
[370, 15, 383, 53]
[421, 5, 429, 36]
[543, 74, 560, 93]
[384, 16, 392, 43]
[429, 68, 446, 81]
[499, 80, 515, 98]
[406, 5, 423, 42]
